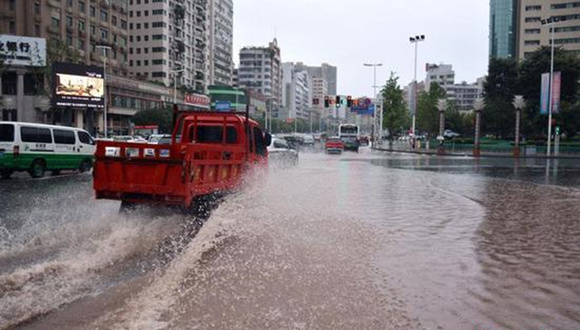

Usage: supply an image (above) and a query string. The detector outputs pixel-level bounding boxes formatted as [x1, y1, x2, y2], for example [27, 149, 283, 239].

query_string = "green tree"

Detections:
[416, 82, 446, 136]
[380, 72, 409, 140]
[132, 107, 173, 133]
[482, 57, 518, 138]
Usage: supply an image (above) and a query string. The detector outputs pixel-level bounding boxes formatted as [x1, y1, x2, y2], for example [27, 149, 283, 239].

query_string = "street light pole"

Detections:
[364, 63, 382, 143]
[513, 95, 525, 157]
[541, 16, 566, 156]
[96, 45, 111, 138]
[409, 35, 425, 138]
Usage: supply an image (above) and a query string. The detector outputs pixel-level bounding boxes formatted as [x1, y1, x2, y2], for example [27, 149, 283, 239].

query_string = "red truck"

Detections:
[93, 109, 271, 211]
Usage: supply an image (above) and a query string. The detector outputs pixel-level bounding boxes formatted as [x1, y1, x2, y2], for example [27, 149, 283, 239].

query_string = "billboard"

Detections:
[350, 98, 375, 115]
[552, 71, 561, 114]
[0, 35, 46, 67]
[52, 62, 105, 108]
[540, 73, 550, 115]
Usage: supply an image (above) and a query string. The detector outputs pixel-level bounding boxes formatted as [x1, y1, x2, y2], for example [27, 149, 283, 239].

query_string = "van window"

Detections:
[78, 131, 94, 145]
[0, 124, 14, 142]
[253, 127, 266, 156]
[21, 126, 52, 143]
[53, 129, 76, 144]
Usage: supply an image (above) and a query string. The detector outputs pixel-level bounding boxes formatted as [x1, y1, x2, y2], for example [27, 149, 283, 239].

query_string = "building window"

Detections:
[112, 16, 117, 26]
[136, 60, 141, 66]
[91, 24, 96, 35]
[136, 48, 141, 54]
[129, 48, 133, 54]
[35, 24, 40, 36]
[555, 37, 580, 44]
[552, 2, 580, 9]
[100, 28, 108, 40]
[144, 60, 149, 66]
[554, 25, 580, 33]
[79, 1, 85, 12]
[9, 0, 15, 10]
[525, 17, 541, 23]
[66, 35, 72, 46]
[66, 16, 73, 27]
[51, 17, 60, 28]
[129, 23, 133, 30]
[152, 47, 166, 52]
[525, 5, 541, 11]
[152, 59, 166, 65]
[144, 48, 148, 54]
[78, 20, 85, 31]
[129, 11, 133, 17]
[152, 22, 166, 28]
[144, 23, 149, 29]
[100, 10, 108, 22]
[121, 20, 127, 29]
[152, 72, 167, 77]
[129, 60, 133, 66]
[9, 21, 15, 34]
[136, 36, 141, 42]
[78, 39, 84, 50]
[152, 9, 165, 15]
[129, 35, 133, 42]
[90, 6, 96, 17]
[136, 11, 141, 17]
[34, 2, 40, 14]
[144, 35, 149, 41]
[120, 37, 127, 46]
[524, 40, 540, 46]
[524, 28, 540, 34]
[136, 23, 141, 29]
[144, 10, 149, 16]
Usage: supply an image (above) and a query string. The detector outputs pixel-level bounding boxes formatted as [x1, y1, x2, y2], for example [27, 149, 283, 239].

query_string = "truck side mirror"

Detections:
[265, 132, 272, 146]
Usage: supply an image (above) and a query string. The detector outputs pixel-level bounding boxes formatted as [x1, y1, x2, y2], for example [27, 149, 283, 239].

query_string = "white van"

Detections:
[0, 122, 96, 179]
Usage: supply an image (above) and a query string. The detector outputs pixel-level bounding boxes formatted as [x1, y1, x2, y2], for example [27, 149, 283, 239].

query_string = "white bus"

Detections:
[0, 122, 95, 179]
[338, 124, 359, 139]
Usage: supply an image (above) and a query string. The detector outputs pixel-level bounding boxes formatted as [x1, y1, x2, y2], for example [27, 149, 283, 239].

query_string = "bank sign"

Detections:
[0, 35, 46, 67]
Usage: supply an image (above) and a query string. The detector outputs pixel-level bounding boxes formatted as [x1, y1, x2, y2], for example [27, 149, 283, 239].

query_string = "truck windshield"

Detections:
[0, 124, 14, 142]
[190, 126, 238, 143]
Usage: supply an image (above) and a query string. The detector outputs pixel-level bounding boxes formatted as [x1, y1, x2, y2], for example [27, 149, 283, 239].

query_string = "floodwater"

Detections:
[1, 149, 579, 329]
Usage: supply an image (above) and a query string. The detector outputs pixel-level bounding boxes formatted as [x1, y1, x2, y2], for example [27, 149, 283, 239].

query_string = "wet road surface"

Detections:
[1, 149, 579, 329]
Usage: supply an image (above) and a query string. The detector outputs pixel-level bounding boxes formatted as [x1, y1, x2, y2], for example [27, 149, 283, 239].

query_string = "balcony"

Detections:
[48, 0, 61, 8]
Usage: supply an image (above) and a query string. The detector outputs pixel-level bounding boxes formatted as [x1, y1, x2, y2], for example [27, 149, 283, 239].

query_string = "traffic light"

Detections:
[347, 95, 353, 107]
[335, 96, 341, 105]
[324, 96, 329, 108]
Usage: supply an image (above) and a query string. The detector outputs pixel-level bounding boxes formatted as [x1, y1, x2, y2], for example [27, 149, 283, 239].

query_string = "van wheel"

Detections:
[51, 170, 61, 176]
[29, 159, 46, 178]
[1, 169, 13, 179]
[79, 159, 92, 172]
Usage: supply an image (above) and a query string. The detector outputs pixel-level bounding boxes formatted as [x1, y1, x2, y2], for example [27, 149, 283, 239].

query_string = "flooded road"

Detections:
[1, 150, 579, 329]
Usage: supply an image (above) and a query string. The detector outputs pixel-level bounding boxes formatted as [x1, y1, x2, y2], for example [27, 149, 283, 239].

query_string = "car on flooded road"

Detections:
[341, 137, 360, 152]
[325, 137, 344, 154]
[268, 138, 298, 166]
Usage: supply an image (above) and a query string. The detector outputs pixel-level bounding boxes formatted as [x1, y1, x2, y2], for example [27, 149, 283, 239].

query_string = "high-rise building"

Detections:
[208, 0, 233, 86]
[490, 0, 519, 59]
[518, 0, 580, 59]
[128, 0, 209, 93]
[295, 62, 337, 95]
[281, 62, 312, 121]
[447, 78, 486, 112]
[0, 0, 130, 75]
[238, 39, 282, 117]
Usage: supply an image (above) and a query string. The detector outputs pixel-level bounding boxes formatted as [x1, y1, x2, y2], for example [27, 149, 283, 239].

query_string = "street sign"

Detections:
[215, 101, 231, 111]
[540, 73, 549, 115]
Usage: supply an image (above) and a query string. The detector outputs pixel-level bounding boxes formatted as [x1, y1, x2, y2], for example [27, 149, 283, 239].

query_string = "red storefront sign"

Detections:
[184, 94, 210, 108]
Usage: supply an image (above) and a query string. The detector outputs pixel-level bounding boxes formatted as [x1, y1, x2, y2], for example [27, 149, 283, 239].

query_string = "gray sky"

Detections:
[233, 0, 489, 97]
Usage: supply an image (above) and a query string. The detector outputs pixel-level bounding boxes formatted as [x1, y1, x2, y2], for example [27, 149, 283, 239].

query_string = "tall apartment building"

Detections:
[294, 62, 337, 95]
[128, 0, 209, 93]
[490, 0, 519, 59]
[0, 0, 130, 75]
[281, 62, 312, 121]
[447, 78, 485, 112]
[518, 0, 580, 59]
[208, 0, 233, 86]
[312, 77, 327, 112]
[238, 39, 282, 116]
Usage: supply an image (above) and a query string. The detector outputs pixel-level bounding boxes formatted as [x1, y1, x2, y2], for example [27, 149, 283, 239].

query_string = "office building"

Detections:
[447, 78, 486, 112]
[281, 62, 312, 121]
[490, 0, 519, 59]
[294, 62, 337, 95]
[518, 0, 580, 59]
[425, 63, 455, 94]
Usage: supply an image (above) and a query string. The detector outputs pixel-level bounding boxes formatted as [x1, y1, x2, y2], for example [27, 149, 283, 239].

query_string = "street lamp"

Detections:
[513, 95, 525, 157]
[541, 16, 566, 157]
[409, 35, 425, 138]
[364, 63, 382, 143]
[96, 45, 111, 138]
[171, 68, 185, 105]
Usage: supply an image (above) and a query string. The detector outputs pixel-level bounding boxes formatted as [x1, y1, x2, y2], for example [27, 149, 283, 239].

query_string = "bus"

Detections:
[338, 124, 360, 152]
[0, 122, 95, 179]
[338, 124, 359, 139]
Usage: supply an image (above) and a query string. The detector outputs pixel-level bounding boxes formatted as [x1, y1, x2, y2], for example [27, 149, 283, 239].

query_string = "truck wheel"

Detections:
[29, 159, 46, 178]
[79, 159, 92, 173]
[1, 169, 13, 179]
[119, 200, 136, 213]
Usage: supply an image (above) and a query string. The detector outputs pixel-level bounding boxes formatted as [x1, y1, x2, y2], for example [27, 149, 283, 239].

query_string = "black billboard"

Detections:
[52, 62, 105, 108]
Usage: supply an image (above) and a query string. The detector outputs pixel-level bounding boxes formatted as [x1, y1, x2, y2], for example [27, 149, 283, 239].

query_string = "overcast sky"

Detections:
[233, 0, 490, 97]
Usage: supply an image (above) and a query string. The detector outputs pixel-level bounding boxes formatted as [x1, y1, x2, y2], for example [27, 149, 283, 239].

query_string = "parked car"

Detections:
[325, 137, 344, 154]
[443, 130, 460, 139]
[359, 135, 370, 146]
[267, 138, 298, 166]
